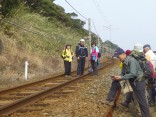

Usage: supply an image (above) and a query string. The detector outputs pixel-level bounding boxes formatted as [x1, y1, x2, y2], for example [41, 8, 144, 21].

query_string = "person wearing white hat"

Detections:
[133, 43, 143, 52]
[80, 39, 85, 42]
[75, 39, 88, 77]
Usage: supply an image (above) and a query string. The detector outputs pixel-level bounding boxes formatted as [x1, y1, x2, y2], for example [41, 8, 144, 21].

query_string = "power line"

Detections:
[64, 0, 88, 20]
[0, 18, 50, 39]
[92, 21, 101, 47]
[92, 0, 109, 24]
[11, 18, 47, 33]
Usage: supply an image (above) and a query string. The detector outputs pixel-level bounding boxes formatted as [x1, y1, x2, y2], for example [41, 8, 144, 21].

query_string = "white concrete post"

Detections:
[25, 61, 29, 80]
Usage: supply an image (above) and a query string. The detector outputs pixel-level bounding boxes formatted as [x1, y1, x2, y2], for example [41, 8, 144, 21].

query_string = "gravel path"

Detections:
[7, 62, 156, 117]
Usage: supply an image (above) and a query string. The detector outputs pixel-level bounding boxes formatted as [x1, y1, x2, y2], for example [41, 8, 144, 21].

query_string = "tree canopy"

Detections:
[0, 0, 87, 35]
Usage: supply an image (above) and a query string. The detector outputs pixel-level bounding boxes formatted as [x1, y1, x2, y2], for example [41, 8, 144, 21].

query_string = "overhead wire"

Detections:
[11, 17, 47, 33]
[92, 0, 110, 24]
[64, 0, 88, 20]
[64, 0, 109, 39]
[0, 18, 51, 39]
[64, 0, 103, 39]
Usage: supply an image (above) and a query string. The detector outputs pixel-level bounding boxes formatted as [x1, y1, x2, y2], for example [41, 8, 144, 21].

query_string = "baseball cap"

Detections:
[134, 43, 143, 52]
[80, 39, 85, 42]
[143, 44, 151, 49]
[113, 47, 125, 57]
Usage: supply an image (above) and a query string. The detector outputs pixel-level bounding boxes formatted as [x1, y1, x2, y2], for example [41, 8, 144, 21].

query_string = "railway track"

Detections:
[104, 88, 121, 117]
[0, 60, 117, 116]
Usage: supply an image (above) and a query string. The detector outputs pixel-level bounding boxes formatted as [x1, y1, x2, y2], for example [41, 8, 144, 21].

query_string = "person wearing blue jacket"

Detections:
[75, 39, 88, 77]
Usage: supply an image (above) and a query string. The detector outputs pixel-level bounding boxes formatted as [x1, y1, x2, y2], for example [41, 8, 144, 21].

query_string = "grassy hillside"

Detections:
[0, 0, 117, 86]
[0, 1, 88, 85]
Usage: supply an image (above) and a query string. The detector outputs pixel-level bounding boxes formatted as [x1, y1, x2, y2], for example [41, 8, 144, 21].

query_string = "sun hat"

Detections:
[80, 39, 85, 42]
[134, 43, 143, 52]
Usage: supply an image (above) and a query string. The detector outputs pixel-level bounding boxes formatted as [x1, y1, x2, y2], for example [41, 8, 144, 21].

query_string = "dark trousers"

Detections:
[106, 81, 121, 102]
[130, 81, 150, 117]
[64, 60, 71, 75]
[148, 85, 155, 104]
[148, 79, 156, 104]
[77, 57, 86, 75]
[107, 81, 133, 103]
[91, 60, 98, 75]
[106, 80, 150, 117]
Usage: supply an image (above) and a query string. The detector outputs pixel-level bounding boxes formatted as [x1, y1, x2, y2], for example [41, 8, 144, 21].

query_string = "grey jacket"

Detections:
[121, 56, 144, 81]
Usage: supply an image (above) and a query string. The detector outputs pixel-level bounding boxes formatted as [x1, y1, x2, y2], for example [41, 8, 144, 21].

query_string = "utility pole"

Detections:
[97, 34, 100, 48]
[88, 18, 91, 52]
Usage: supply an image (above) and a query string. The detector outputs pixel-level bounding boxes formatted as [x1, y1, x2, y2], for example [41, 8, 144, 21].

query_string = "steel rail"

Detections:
[0, 61, 113, 115]
[0, 61, 108, 95]
[0, 60, 110, 96]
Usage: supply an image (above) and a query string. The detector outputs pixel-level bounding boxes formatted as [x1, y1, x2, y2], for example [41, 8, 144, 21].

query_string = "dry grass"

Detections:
[0, 9, 84, 87]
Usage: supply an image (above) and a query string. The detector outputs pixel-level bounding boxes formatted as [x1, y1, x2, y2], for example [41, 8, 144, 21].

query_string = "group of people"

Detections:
[101, 43, 156, 117]
[61, 39, 156, 116]
[61, 38, 100, 78]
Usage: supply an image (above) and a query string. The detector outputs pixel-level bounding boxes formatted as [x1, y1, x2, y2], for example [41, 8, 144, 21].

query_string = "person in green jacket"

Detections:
[112, 46, 150, 117]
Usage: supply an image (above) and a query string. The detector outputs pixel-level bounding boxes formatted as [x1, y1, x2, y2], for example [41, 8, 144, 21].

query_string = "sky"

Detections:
[54, 0, 156, 50]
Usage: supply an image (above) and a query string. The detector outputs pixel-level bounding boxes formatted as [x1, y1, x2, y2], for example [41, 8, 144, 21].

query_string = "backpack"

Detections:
[88, 67, 93, 74]
[139, 60, 153, 78]
[130, 50, 153, 78]
[98, 52, 101, 58]
[61, 49, 66, 59]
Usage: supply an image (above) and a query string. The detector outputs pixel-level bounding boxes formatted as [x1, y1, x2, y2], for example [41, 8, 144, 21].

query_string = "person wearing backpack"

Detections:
[111, 45, 150, 117]
[143, 44, 156, 106]
[143, 44, 156, 72]
[61, 44, 74, 78]
[89, 42, 100, 75]
[75, 39, 88, 77]
[119, 50, 134, 107]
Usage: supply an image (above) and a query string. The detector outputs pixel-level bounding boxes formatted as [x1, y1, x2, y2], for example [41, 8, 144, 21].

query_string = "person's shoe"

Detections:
[107, 101, 114, 106]
[100, 100, 109, 104]
[67, 75, 72, 78]
[100, 100, 114, 106]
[77, 75, 80, 78]
[120, 102, 129, 108]
[65, 75, 72, 78]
